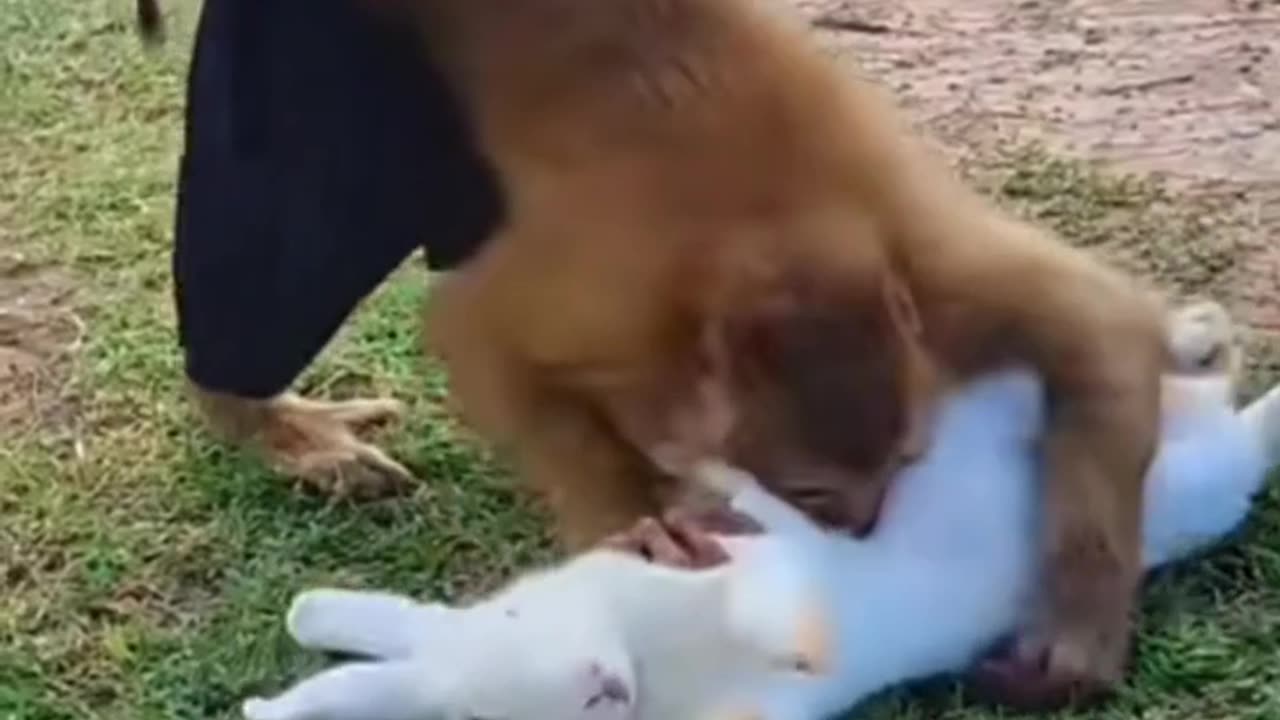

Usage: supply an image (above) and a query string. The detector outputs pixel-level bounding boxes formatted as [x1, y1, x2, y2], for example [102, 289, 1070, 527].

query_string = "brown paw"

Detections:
[971, 623, 1128, 711]
[260, 395, 415, 500]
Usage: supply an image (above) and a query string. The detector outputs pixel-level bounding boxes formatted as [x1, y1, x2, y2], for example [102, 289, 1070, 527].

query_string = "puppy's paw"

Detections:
[285, 590, 339, 648]
[242, 697, 291, 720]
[1166, 300, 1236, 374]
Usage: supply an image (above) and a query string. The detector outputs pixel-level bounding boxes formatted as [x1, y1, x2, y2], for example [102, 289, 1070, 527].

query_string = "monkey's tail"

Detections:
[137, 0, 165, 46]
[1239, 381, 1280, 472]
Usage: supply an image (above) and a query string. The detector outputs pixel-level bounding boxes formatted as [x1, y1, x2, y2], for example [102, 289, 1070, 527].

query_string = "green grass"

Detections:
[0, 2, 1277, 719]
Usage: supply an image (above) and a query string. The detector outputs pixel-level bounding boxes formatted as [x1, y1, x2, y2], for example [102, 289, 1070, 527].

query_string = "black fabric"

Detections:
[173, 0, 503, 398]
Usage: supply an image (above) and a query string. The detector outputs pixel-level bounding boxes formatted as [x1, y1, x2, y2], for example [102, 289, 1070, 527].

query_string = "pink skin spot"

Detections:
[583, 662, 631, 710]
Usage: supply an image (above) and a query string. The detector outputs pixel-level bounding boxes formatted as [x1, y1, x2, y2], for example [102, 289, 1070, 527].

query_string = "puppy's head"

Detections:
[692, 259, 937, 536]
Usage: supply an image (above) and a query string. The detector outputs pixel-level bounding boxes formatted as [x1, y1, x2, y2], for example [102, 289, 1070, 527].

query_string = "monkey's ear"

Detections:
[646, 326, 740, 478]
[882, 272, 922, 338]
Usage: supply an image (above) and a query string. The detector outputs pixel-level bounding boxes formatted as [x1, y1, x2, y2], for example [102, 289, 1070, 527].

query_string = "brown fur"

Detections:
[188, 383, 414, 499]
[410, 0, 1166, 708]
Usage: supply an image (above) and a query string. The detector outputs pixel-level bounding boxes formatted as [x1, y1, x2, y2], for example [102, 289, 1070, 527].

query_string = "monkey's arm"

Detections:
[426, 283, 663, 550]
[515, 394, 669, 549]
[910, 211, 1166, 702]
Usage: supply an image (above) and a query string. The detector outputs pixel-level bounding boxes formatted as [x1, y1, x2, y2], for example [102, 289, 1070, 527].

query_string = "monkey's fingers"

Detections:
[971, 660, 1092, 711]
[598, 517, 693, 567]
[286, 396, 406, 431]
[969, 640, 1112, 712]
[636, 517, 699, 567]
[279, 442, 416, 501]
[971, 655, 1055, 710]
[350, 441, 416, 489]
[661, 510, 731, 569]
[598, 528, 649, 557]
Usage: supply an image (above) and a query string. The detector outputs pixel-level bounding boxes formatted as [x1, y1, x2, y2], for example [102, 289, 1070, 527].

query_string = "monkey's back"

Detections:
[421, 0, 918, 365]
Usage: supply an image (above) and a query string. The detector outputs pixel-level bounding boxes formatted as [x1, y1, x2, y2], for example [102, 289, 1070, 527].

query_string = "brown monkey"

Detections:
[408, 0, 1167, 709]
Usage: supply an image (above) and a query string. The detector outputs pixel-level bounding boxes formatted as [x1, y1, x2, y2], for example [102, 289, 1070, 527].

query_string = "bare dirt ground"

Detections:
[0, 254, 82, 438]
[0, 251, 81, 436]
[797, 0, 1280, 330]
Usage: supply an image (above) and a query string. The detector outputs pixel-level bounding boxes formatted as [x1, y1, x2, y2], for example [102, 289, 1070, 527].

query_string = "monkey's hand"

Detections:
[971, 522, 1136, 711]
[972, 603, 1130, 711]
[958, 275, 1157, 711]
[599, 508, 763, 570]
[260, 394, 415, 500]
[972, 300, 1240, 709]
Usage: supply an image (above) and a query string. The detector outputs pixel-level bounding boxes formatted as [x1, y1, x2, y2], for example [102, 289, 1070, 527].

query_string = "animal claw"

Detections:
[260, 395, 417, 499]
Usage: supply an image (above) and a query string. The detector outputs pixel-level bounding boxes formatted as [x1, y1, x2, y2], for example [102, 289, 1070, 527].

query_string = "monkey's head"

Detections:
[673, 257, 938, 537]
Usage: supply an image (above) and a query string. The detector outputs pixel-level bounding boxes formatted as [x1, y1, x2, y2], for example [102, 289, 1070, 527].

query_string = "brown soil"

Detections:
[798, 0, 1279, 332]
[0, 252, 82, 437]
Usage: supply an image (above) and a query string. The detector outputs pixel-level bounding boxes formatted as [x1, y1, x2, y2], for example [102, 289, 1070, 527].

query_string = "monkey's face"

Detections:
[711, 268, 936, 536]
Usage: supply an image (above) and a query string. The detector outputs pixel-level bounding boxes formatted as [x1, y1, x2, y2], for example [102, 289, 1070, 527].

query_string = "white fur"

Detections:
[727, 367, 1274, 720]
[245, 536, 825, 720]
[243, 306, 1278, 720]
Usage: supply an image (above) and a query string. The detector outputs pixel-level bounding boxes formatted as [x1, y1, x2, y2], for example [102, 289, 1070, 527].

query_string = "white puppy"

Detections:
[242, 302, 1278, 720]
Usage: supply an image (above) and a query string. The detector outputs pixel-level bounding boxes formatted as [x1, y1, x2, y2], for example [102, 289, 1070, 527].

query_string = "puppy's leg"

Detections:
[1160, 301, 1240, 415]
[1165, 300, 1238, 377]
[286, 589, 447, 659]
[242, 660, 430, 720]
[190, 382, 412, 499]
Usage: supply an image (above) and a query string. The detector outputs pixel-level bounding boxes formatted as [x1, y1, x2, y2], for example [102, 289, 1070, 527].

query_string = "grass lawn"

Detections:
[1, 2, 1277, 719]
